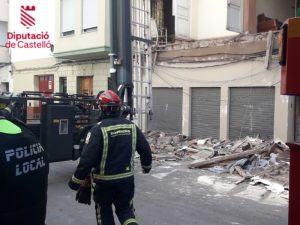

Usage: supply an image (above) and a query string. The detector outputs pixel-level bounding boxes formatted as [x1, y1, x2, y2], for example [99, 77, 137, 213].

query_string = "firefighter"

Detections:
[0, 106, 49, 225]
[68, 90, 152, 225]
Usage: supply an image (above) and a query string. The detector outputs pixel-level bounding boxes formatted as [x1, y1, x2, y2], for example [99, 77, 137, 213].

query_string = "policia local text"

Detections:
[4, 143, 46, 176]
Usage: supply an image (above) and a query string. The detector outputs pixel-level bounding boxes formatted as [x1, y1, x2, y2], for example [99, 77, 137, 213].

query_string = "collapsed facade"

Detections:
[149, 0, 300, 143]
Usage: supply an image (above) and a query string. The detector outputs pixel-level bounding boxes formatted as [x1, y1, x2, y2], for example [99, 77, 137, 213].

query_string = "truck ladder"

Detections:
[131, 0, 153, 131]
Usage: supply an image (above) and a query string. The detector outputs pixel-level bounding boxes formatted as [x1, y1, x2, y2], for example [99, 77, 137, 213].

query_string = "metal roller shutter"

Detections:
[148, 88, 182, 133]
[229, 87, 275, 140]
[191, 88, 220, 139]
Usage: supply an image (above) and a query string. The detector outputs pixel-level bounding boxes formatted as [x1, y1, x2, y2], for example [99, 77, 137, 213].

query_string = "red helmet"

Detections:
[98, 90, 121, 107]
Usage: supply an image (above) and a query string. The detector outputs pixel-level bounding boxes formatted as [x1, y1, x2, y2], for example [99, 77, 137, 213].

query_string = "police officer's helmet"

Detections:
[98, 90, 121, 115]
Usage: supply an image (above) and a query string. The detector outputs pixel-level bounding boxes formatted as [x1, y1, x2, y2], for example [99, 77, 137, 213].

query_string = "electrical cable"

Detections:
[154, 64, 280, 84]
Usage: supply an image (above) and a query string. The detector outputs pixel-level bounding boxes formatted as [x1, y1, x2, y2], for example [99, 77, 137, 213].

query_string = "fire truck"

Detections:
[0, 91, 100, 162]
[0, 0, 152, 163]
[279, 17, 300, 225]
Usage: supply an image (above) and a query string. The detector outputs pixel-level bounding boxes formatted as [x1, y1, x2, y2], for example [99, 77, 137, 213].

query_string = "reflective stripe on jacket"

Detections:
[72, 116, 152, 183]
[93, 123, 137, 181]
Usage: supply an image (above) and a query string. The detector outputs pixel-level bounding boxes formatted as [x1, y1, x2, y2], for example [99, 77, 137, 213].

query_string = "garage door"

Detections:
[191, 88, 220, 139]
[148, 88, 182, 133]
[229, 87, 275, 140]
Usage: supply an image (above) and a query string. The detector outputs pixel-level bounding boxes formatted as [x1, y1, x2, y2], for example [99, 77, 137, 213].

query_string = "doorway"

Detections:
[28, 75, 54, 121]
[38, 75, 54, 94]
[59, 77, 67, 93]
[78, 76, 93, 96]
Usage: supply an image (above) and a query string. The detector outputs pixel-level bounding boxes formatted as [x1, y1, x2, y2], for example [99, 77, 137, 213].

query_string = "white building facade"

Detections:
[13, 0, 110, 96]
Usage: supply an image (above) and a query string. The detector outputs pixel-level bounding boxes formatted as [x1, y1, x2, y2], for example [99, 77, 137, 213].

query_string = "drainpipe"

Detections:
[116, 0, 133, 119]
[109, 0, 117, 76]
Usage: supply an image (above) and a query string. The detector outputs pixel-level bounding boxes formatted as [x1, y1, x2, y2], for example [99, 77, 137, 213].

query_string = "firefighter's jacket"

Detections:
[0, 118, 49, 224]
[72, 116, 152, 184]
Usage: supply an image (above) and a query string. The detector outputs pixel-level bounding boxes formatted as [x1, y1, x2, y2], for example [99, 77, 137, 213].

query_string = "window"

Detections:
[297, 0, 300, 16]
[59, 77, 67, 93]
[59, 119, 69, 135]
[0, 82, 9, 92]
[61, 0, 75, 36]
[173, 0, 191, 38]
[0, 21, 8, 46]
[227, 0, 243, 33]
[82, 0, 98, 33]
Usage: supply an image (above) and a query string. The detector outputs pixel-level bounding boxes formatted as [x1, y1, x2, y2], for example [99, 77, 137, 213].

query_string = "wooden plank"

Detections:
[234, 165, 252, 178]
[189, 143, 276, 169]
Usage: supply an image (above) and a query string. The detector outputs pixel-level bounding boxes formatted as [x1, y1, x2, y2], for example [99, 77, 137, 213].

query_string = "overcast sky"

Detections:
[9, 0, 54, 61]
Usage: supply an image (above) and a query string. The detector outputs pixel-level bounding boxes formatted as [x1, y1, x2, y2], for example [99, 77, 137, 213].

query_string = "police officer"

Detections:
[0, 105, 49, 225]
[68, 90, 152, 225]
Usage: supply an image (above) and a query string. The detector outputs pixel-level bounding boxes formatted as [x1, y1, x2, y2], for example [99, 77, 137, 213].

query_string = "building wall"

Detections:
[152, 58, 293, 142]
[54, 0, 109, 55]
[0, 0, 11, 91]
[13, 58, 58, 93]
[0, 48, 9, 63]
[0, 0, 9, 21]
[12, 57, 109, 95]
[55, 61, 109, 94]
[190, 0, 237, 40]
[0, 66, 12, 91]
[0, 0, 9, 63]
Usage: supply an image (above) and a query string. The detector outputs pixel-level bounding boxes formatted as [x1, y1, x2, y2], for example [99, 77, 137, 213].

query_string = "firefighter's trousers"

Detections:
[93, 177, 138, 225]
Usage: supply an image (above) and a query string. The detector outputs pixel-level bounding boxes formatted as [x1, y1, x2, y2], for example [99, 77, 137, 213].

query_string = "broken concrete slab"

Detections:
[146, 131, 290, 195]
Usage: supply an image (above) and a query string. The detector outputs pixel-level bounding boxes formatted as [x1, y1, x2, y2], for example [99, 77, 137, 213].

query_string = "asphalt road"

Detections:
[46, 160, 288, 225]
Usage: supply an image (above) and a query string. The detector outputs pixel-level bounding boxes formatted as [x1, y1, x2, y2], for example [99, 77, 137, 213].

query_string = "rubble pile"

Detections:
[146, 131, 290, 193]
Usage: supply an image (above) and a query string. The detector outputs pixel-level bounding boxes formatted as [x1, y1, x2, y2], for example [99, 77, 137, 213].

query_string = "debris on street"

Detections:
[146, 131, 290, 195]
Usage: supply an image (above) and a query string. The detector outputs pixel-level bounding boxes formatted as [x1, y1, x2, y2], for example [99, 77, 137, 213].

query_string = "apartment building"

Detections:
[11, 0, 152, 130]
[13, 0, 110, 96]
[52, 0, 110, 95]
[149, 0, 300, 142]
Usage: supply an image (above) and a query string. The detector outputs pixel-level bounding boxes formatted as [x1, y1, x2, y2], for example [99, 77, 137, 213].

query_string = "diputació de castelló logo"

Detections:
[5, 4, 52, 49]
[20, 5, 36, 28]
